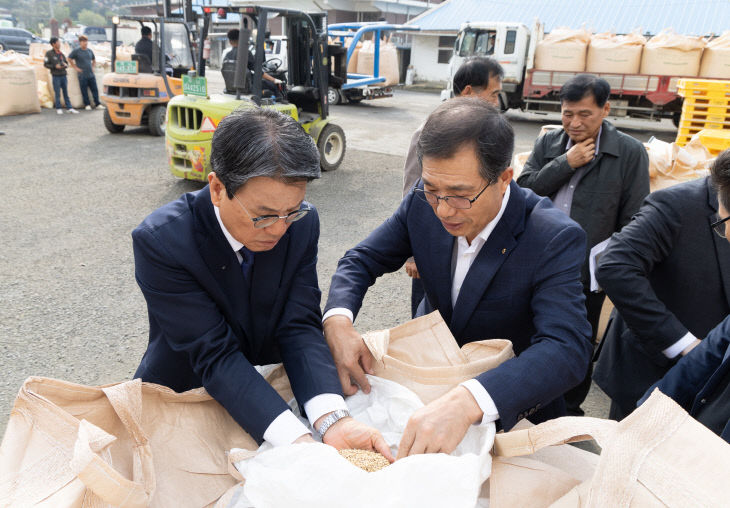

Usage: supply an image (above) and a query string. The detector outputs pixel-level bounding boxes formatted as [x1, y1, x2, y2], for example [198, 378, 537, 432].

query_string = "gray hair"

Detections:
[210, 107, 320, 197]
[711, 149, 730, 211]
[417, 97, 514, 183]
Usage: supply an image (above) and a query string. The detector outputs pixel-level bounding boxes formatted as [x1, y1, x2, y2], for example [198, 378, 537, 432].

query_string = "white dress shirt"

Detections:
[323, 185, 512, 426]
[214, 206, 348, 446]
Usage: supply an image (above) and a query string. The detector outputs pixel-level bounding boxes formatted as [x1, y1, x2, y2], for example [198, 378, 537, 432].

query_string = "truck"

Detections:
[442, 21, 686, 125]
[327, 22, 419, 105]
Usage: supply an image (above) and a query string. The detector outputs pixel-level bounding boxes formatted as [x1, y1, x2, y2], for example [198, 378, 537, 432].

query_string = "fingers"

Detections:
[396, 426, 415, 460]
[360, 348, 375, 375]
[372, 432, 395, 463]
[349, 362, 371, 394]
[337, 366, 358, 396]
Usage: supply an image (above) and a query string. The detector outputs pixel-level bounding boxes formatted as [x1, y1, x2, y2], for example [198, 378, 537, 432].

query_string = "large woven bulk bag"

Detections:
[586, 31, 645, 74]
[65, 66, 86, 108]
[0, 52, 41, 116]
[534, 28, 590, 72]
[344, 38, 361, 74]
[356, 38, 400, 86]
[640, 29, 704, 76]
[700, 31, 730, 79]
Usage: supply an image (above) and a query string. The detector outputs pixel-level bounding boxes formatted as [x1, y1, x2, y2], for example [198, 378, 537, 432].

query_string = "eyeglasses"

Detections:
[413, 182, 491, 210]
[233, 194, 310, 229]
[711, 214, 730, 238]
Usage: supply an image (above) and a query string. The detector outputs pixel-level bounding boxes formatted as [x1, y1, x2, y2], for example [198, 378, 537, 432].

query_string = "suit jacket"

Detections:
[517, 120, 650, 284]
[643, 315, 730, 443]
[133, 186, 342, 443]
[594, 177, 730, 416]
[325, 180, 593, 430]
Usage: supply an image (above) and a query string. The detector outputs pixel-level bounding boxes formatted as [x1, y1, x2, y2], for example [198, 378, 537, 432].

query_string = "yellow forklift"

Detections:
[101, 14, 197, 135]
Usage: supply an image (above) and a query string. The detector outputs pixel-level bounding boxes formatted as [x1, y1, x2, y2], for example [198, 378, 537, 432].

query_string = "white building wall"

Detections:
[410, 33, 453, 83]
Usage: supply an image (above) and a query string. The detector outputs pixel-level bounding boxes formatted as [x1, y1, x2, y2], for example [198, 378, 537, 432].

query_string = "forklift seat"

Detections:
[286, 86, 320, 113]
[132, 54, 153, 74]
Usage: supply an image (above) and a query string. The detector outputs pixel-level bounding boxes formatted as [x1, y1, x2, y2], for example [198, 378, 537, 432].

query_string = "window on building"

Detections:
[504, 30, 517, 54]
[437, 35, 456, 64]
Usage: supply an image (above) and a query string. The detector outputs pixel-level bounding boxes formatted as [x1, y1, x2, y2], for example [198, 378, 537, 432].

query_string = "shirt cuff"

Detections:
[322, 307, 354, 324]
[662, 331, 698, 359]
[460, 379, 499, 425]
[303, 393, 349, 429]
[262, 410, 311, 447]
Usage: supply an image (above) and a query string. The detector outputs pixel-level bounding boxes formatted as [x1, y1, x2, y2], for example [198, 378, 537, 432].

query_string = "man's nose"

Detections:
[435, 199, 457, 218]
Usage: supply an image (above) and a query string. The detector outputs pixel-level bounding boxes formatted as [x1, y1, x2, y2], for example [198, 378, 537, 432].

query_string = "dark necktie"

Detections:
[239, 246, 254, 285]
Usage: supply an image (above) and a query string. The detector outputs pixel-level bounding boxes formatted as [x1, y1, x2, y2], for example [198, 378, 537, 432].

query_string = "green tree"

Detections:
[77, 8, 104, 27]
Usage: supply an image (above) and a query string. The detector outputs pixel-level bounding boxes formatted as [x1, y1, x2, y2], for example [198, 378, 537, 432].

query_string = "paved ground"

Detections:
[0, 83, 677, 439]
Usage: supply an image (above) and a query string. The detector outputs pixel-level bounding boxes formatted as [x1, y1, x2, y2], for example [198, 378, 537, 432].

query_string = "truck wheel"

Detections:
[318, 123, 346, 171]
[103, 109, 124, 133]
[327, 87, 341, 105]
[148, 105, 167, 136]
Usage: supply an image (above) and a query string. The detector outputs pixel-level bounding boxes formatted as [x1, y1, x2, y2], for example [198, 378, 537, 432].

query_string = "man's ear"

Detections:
[208, 172, 225, 207]
[602, 101, 611, 118]
[460, 84, 474, 97]
[499, 167, 514, 193]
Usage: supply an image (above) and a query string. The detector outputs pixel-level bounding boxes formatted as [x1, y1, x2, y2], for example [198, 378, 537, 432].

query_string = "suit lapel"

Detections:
[706, 180, 730, 309]
[449, 182, 525, 338]
[193, 187, 255, 341]
[429, 226, 456, 322]
[249, 231, 289, 350]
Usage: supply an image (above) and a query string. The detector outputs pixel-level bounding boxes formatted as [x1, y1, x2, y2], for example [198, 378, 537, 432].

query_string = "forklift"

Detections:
[165, 5, 346, 181]
[101, 12, 197, 135]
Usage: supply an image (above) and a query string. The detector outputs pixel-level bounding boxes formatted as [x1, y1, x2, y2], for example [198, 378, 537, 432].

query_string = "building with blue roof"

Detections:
[407, 0, 730, 83]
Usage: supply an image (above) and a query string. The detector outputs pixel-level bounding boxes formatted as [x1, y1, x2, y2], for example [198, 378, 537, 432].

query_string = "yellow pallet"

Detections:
[678, 78, 730, 93]
[683, 96, 730, 107]
[679, 117, 730, 131]
[698, 129, 730, 156]
[682, 102, 730, 119]
[678, 87, 730, 101]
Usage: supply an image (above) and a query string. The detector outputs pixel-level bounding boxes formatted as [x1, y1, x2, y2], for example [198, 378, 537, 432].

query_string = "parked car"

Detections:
[0, 27, 43, 53]
[80, 25, 108, 43]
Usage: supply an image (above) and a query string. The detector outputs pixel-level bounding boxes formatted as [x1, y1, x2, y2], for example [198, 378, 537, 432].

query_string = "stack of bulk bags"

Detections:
[700, 31, 730, 79]
[640, 29, 705, 76]
[0, 51, 41, 116]
[534, 28, 591, 72]
[356, 38, 400, 86]
[586, 31, 645, 74]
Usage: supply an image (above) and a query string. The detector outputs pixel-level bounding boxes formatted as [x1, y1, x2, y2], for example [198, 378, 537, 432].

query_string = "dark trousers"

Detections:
[564, 289, 606, 416]
[52, 75, 72, 110]
[78, 74, 100, 107]
[411, 277, 425, 318]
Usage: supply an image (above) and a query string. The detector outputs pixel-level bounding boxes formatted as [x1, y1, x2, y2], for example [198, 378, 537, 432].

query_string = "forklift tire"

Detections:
[103, 109, 125, 134]
[148, 105, 167, 137]
[318, 123, 346, 171]
[327, 87, 341, 105]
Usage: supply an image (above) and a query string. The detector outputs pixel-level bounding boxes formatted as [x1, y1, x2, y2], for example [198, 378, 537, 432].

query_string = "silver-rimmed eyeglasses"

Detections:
[233, 194, 310, 229]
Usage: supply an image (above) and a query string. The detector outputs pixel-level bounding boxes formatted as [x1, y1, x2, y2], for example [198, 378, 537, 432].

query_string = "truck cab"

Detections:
[441, 22, 531, 107]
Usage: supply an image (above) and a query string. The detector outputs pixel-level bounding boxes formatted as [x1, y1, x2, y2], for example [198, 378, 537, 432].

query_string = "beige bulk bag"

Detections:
[355, 38, 400, 86]
[700, 30, 730, 79]
[362, 311, 514, 404]
[355, 39, 374, 76]
[344, 38, 361, 73]
[28, 42, 49, 62]
[0, 367, 294, 507]
[586, 31, 645, 74]
[37, 80, 53, 108]
[0, 52, 41, 116]
[534, 28, 591, 72]
[64, 66, 86, 109]
[640, 29, 705, 76]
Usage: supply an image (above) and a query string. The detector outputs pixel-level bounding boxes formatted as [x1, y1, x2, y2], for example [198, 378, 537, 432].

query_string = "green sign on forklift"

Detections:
[182, 74, 207, 97]
[115, 60, 138, 74]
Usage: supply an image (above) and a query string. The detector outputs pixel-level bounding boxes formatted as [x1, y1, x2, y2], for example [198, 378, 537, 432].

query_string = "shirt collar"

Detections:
[214, 204, 244, 253]
[457, 184, 511, 252]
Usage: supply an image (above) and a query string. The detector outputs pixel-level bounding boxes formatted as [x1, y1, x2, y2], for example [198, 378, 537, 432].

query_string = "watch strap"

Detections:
[317, 409, 351, 439]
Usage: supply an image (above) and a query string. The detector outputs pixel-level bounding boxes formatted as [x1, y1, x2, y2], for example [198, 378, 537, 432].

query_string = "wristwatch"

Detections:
[316, 409, 351, 439]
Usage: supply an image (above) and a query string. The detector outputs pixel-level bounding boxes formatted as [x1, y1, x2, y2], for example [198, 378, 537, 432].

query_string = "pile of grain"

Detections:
[339, 449, 390, 472]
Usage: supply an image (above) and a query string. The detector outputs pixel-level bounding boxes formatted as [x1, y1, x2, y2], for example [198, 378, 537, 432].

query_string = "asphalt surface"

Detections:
[0, 84, 678, 438]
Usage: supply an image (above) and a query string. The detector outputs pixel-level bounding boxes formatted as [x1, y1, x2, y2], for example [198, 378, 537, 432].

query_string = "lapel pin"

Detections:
[501, 248, 506, 254]
[221, 265, 227, 270]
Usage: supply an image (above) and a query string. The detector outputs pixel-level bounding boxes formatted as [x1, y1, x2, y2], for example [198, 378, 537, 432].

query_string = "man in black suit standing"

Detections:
[595, 174, 730, 420]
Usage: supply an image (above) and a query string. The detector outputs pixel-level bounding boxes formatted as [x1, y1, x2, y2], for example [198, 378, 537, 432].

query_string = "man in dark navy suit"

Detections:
[642, 149, 730, 443]
[132, 108, 391, 457]
[323, 98, 592, 458]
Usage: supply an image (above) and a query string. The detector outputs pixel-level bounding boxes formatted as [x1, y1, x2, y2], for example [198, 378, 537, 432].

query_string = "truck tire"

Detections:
[327, 87, 341, 105]
[148, 105, 166, 137]
[103, 109, 125, 134]
[318, 123, 346, 171]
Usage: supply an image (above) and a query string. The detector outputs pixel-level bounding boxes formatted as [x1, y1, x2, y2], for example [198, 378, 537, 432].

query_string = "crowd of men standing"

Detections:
[128, 54, 730, 460]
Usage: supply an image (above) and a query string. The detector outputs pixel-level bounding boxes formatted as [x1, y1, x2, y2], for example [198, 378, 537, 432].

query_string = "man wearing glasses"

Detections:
[639, 149, 730, 443]
[132, 108, 392, 458]
[323, 98, 592, 457]
[593, 170, 730, 421]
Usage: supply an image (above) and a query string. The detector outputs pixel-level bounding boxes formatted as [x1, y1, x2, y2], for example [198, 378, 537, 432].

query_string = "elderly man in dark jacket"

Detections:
[517, 74, 650, 415]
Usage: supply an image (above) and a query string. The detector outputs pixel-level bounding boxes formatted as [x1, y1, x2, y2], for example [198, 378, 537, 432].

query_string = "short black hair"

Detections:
[227, 29, 239, 43]
[49, 36, 59, 45]
[141, 26, 152, 37]
[559, 74, 611, 107]
[453, 57, 504, 96]
[210, 108, 320, 197]
[711, 149, 730, 211]
[417, 97, 514, 183]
